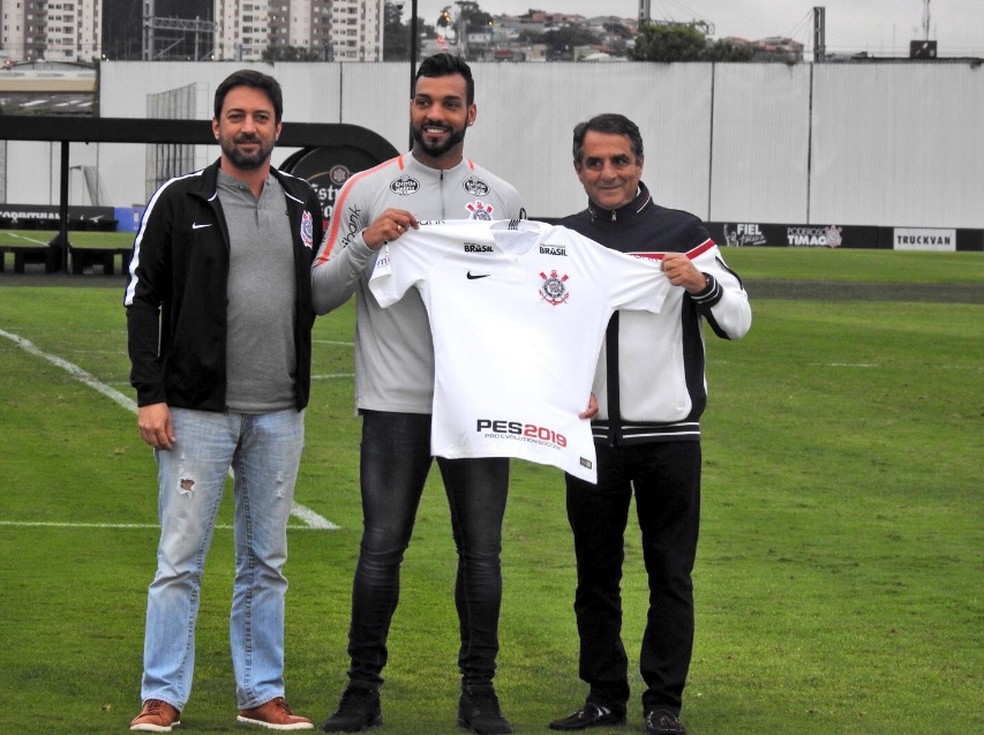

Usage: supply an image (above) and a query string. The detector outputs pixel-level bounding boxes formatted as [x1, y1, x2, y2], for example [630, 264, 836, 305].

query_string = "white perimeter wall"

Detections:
[4, 60, 982, 228]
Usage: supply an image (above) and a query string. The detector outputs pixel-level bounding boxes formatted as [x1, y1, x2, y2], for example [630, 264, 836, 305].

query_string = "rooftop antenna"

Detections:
[922, 0, 931, 40]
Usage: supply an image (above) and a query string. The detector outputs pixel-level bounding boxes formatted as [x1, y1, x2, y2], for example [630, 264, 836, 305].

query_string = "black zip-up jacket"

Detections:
[124, 159, 324, 411]
[561, 181, 751, 446]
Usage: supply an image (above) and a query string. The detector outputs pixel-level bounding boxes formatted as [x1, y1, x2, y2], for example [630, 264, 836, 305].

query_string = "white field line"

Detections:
[7, 232, 49, 245]
[0, 328, 338, 531]
[0, 520, 326, 531]
[308, 338, 353, 380]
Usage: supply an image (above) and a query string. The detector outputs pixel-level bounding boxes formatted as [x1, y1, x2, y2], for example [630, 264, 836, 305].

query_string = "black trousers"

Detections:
[565, 441, 701, 715]
[347, 410, 510, 690]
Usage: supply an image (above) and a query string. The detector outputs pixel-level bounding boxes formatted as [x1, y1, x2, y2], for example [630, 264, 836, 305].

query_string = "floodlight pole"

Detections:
[813, 6, 826, 63]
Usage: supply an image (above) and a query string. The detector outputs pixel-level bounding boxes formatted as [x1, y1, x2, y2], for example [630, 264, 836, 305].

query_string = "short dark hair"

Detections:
[572, 113, 644, 163]
[414, 53, 475, 105]
[214, 69, 284, 123]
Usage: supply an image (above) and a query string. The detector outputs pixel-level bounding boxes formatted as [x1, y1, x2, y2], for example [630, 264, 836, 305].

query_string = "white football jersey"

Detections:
[368, 219, 671, 483]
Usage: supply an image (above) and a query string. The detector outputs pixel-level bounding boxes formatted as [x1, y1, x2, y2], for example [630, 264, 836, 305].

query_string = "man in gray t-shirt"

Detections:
[125, 69, 322, 733]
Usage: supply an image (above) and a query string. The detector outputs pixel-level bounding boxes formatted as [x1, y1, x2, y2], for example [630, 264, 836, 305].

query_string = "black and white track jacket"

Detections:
[124, 159, 323, 412]
[562, 182, 751, 446]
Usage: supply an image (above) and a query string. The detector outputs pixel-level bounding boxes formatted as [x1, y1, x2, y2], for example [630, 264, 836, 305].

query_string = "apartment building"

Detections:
[214, 0, 381, 62]
[1, 0, 101, 62]
[0, 1, 380, 65]
[326, 0, 380, 61]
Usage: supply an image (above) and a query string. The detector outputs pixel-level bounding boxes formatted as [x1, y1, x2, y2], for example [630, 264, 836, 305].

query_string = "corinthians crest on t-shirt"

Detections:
[539, 270, 569, 305]
[368, 219, 672, 483]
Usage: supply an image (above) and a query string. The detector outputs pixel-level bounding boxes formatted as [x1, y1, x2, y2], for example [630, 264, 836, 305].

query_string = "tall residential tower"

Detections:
[213, 0, 381, 62]
[1, 0, 102, 62]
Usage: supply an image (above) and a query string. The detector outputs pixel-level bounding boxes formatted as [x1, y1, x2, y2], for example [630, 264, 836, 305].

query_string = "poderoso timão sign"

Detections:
[707, 222, 981, 251]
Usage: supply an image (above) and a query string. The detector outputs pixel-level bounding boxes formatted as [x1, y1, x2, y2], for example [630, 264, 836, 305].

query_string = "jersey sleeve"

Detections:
[562, 226, 672, 315]
[367, 241, 419, 308]
[688, 243, 752, 340]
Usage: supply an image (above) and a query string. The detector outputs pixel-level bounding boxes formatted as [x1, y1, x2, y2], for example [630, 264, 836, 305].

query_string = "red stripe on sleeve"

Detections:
[627, 237, 715, 262]
[314, 155, 402, 265]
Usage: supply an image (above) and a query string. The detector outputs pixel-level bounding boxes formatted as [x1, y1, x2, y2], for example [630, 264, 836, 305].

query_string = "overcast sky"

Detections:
[407, 0, 983, 57]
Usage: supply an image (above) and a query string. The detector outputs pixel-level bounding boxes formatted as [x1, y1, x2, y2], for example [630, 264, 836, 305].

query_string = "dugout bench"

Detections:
[69, 245, 133, 275]
[0, 244, 62, 273]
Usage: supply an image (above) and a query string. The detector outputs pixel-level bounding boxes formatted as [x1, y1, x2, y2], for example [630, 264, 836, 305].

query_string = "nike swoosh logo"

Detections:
[192, 222, 212, 230]
[467, 272, 490, 280]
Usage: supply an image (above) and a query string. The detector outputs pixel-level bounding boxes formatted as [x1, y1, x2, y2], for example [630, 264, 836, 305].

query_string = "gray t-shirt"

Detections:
[217, 168, 296, 413]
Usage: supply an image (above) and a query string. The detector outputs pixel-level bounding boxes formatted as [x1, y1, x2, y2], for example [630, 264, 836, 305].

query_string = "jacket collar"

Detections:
[587, 181, 653, 223]
[190, 158, 289, 200]
[402, 152, 473, 178]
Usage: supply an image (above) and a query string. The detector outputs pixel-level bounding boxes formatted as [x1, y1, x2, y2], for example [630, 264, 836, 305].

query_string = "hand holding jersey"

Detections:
[661, 252, 709, 292]
[368, 218, 672, 483]
[363, 208, 420, 249]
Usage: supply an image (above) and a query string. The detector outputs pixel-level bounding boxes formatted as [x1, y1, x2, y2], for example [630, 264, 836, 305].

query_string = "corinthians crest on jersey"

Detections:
[539, 269, 570, 305]
[466, 201, 494, 220]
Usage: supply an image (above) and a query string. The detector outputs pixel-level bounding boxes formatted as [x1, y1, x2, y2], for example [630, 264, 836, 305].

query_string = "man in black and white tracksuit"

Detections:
[549, 114, 751, 735]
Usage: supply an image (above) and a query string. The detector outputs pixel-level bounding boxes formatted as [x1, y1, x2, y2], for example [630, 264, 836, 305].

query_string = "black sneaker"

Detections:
[549, 702, 626, 731]
[457, 687, 513, 734]
[321, 685, 382, 732]
[645, 709, 687, 735]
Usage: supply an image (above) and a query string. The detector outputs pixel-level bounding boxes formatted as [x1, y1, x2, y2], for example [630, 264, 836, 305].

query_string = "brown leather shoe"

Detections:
[237, 696, 314, 730]
[130, 699, 181, 732]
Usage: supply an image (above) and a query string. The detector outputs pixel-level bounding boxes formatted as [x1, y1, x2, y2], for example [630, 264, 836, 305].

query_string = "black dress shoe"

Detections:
[645, 709, 687, 735]
[549, 703, 626, 731]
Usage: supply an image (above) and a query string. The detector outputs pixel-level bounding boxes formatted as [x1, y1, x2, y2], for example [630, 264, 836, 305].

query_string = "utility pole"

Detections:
[813, 6, 826, 63]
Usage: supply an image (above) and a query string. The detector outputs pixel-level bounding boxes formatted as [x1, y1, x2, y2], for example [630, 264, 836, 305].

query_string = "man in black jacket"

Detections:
[549, 114, 751, 735]
[125, 69, 323, 733]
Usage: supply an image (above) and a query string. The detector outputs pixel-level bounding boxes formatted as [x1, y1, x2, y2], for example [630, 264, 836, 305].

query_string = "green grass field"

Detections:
[1, 249, 981, 734]
[0, 229, 134, 248]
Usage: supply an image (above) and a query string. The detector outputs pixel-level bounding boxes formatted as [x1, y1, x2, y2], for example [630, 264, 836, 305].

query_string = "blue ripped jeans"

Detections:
[138, 407, 305, 711]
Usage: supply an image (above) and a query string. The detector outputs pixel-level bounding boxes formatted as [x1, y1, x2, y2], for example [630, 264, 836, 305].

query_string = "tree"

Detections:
[261, 45, 322, 62]
[532, 26, 603, 60]
[630, 22, 753, 62]
[101, 0, 142, 60]
[703, 38, 754, 62]
[437, 6, 454, 32]
[383, 1, 409, 61]
[454, 1, 493, 34]
[383, 2, 437, 62]
[630, 23, 706, 62]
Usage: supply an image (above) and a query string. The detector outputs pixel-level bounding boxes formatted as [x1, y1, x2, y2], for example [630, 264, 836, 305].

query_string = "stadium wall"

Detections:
[3, 60, 982, 233]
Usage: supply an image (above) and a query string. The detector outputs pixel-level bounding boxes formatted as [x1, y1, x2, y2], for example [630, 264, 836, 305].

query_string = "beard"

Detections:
[219, 134, 274, 171]
[410, 121, 467, 158]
